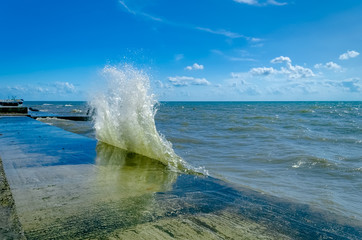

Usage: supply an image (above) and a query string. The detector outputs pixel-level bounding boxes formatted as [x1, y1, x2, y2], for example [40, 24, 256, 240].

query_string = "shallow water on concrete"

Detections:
[0, 117, 361, 239]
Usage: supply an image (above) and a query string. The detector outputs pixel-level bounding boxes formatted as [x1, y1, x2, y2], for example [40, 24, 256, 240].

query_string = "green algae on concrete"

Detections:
[0, 157, 25, 240]
[109, 211, 292, 240]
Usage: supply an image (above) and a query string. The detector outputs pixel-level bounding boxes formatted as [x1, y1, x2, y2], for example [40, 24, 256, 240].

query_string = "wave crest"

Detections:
[90, 64, 186, 171]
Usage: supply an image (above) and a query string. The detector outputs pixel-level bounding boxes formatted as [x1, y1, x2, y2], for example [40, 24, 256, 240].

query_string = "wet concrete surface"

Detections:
[0, 107, 28, 114]
[0, 156, 25, 239]
[0, 116, 361, 239]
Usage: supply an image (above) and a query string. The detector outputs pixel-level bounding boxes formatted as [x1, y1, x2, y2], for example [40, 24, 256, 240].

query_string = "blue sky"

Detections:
[0, 0, 361, 101]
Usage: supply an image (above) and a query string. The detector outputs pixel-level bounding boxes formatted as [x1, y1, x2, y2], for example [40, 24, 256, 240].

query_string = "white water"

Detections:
[91, 65, 186, 170]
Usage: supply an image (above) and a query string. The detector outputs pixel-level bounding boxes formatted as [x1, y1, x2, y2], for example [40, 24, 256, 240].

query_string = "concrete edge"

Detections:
[0, 157, 26, 240]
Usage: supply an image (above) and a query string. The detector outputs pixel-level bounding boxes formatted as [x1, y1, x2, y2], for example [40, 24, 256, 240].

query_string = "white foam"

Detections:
[90, 64, 187, 171]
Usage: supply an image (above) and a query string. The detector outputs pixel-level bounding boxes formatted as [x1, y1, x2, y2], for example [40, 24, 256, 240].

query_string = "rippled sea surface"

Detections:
[26, 101, 362, 221]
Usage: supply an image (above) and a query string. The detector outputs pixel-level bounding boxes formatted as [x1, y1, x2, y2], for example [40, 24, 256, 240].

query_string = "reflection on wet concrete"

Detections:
[16, 143, 178, 239]
[95, 142, 177, 197]
[0, 117, 361, 239]
[0, 117, 179, 238]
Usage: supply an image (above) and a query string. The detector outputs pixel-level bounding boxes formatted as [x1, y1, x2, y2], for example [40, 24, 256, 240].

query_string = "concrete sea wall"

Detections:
[0, 116, 361, 239]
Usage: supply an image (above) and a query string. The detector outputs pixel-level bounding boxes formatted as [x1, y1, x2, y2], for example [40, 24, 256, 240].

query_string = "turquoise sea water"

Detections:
[25, 101, 362, 223]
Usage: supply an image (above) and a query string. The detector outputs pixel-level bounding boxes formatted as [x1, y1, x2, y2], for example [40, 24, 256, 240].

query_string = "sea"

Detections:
[18, 65, 362, 238]
[24, 100, 362, 224]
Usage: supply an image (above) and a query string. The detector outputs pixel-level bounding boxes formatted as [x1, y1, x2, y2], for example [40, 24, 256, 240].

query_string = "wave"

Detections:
[72, 109, 82, 113]
[90, 64, 189, 172]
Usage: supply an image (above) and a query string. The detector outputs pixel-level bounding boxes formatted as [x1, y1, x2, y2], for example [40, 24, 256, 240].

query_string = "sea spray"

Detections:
[90, 64, 186, 170]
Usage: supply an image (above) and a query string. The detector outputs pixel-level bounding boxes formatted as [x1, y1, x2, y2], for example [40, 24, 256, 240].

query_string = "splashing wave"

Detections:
[90, 64, 188, 171]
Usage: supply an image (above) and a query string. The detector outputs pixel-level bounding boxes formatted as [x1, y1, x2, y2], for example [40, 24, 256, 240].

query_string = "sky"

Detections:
[0, 0, 361, 101]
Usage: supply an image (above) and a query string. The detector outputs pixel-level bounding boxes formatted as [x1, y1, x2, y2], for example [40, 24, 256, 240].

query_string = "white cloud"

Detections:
[193, 63, 204, 70]
[7, 82, 76, 94]
[119, 1, 258, 41]
[234, 0, 259, 5]
[339, 50, 360, 60]
[327, 62, 339, 69]
[185, 63, 204, 71]
[174, 54, 184, 61]
[314, 63, 322, 69]
[314, 62, 342, 71]
[195, 27, 246, 39]
[323, 78, 361, 93]
[211, 49, 257, 62]
[269, 56, 315, 79]
[196, 28, 263, 43]
[271, 56, 292, 64]
[7, 86, 26, 92]
[231, 72, 243, 79]
[54, 82, 76, 93]
[267, 0, 287, 6]
[2, 82, 78, 99]
[235, 56, 315, 81]
[168, 76, 210, 86]
[250, 67, 276, 76]
[281, 64, 315, 79]
[250, 37, 263, 42]
[234, 0, 287, 6]
[155, 80, 164, 88]
[222, 79, 254, 95]
[35, 87, 49, 93]
[341, 78, 361, 92]
[119, 1, 163, 22]
[221, 69, 362, 100]
[225, 74, 261, 95]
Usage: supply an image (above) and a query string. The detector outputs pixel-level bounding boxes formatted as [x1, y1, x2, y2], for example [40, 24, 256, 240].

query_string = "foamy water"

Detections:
[90, 65, 187, 171]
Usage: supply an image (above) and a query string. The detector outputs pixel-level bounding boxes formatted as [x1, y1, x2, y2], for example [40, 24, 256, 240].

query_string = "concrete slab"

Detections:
[0, 107, 28, 114]
[32, 116, 91, 121]
[0, 156, 25, 239]
[0, 117, 361, 239]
